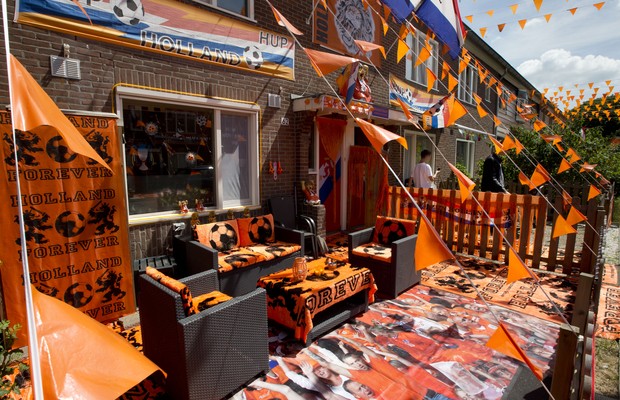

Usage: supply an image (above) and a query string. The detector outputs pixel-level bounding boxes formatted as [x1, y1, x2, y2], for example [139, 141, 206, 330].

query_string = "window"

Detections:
[457, 65, 478, 105]
[117, 88, 259, 216]
[405, 31, 439, 90]
[194, 0, 253, 19]
[403, 131, 436, 181]
[456, 139, 475, 176]
[485, 85, 491, 102]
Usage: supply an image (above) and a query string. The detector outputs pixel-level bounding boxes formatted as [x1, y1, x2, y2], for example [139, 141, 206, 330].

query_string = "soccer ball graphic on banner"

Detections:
[243, 45, 264, 70]
[112, 0, 145, 25]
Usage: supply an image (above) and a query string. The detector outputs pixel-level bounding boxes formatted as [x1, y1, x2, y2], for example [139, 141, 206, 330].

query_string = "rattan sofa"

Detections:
[138, 270, 269, 400]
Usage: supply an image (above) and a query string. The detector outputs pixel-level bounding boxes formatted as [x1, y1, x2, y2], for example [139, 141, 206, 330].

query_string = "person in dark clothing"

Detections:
[481, 149, 508, 193]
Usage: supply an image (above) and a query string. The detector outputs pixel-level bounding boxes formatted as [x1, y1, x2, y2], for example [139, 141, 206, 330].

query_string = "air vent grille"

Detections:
[50, 56, 81, 80]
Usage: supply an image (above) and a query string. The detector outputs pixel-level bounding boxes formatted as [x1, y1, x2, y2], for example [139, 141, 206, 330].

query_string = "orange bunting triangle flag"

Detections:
[269, 3, 303, 35]
[502, 135, 516, 151]
[397, 39, 410, 64]
[354, 40, 386, 59]
[568, 7, 577, 15]
[486, 10, 495, 17]
[415, 217, 454, 271]
[8, 55, 111, 171]
[380, 16, 389, 35]
[533, 119, 547, 132]
[448, 162, 476, 203]
[441, 61, 450, 80]
[566, 206, 587, 226]
[396, 97, 415, 123]
[507, 248, 536, 283]
[519, 171, 533, 190]
[355, 118, 408, 154]
[426, 67, 437, 92]
[553, 215, 577, 238]
[510, 4, 519, 14]
[541, 134, 561, 144]
[497, 23, 506, 32]
[518, 19, 527, 29]
[565, 148, 581, 163]
[514, 138, 524, 154]
[465, 15, 473, 23]
[594, 2, 605, 10]
[304, 49, 358, 77]
[588, 184, 601, 201]
[558, 158, 571, 174]
[493, 115, 502, 127]
[533, 0, 543, 12]
[489, 136, 504, 154]
[487, 323, 543, 380]
[448, 73, 458, 92]
[447, 98, 468, 127]
[33, 287, 160, 399]
[530, 164, 550, 188]
[562, 190, 572, 209]
[416, 45, 432, 67]
[477, 104, 488, 118]
[579, 162, 597, 172]
[479, 27, 487, 38]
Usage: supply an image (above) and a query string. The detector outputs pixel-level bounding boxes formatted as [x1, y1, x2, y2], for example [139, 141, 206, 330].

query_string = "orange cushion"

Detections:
[237, 214, 276, 246]
[245, 241, 301, 260]
[193, 291, 232, 312]
[217, 249, 266, 273]
[373, 216, 416, 246]
[195, 220, 240, 252]
[352, 243, 392, 262]
[146, 267, 196, 317]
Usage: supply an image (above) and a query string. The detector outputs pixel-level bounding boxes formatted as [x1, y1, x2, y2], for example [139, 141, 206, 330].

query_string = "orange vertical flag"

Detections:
[415, 217, 455, 270]
[268, 3, 303, 35]
[557, 158, 571, 174]
[304, 48, 358, 76]
[8, 55, 111, 170]
[487, 323, 543, 380]
[566, 206, 587, 226]
[397, 39, 410, 64]
[530, 164, 550, 188]
[448, 73, 459, 92]
[355, 118, 408, 154]
[448, 162, 476, 203]
[426, 67, 437, 92]
[587, 185, 601, 201]
[33, 287, 160, 399]
[507, 248, 536, 283]
[553, 215, 577, 238]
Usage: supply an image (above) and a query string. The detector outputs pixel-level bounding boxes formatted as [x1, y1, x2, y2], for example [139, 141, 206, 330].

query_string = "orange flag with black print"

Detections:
[530, 164, 550, 188]
[507, 248, 537, 283]
[415, 217, 454, 271]
[33, 286, 160, 399]
[588, 184, 601, 201]
[566, 206, 587, 226]
[487, 323, 543, 380]
[355, 118, 408, 154]
[558, 158, 571, 174]
[448, 162, 475, 203]
[553, 215, 577, 238]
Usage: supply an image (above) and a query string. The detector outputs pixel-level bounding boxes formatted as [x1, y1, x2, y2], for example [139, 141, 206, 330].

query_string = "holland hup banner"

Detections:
[0, 112, 135, 333]
[16, 0, 295, 80]
[389, 74, 444, 114]
[313, 0, 384, 65]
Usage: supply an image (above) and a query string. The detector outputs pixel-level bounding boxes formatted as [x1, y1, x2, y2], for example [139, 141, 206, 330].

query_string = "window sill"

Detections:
[128, 205, 262, 227]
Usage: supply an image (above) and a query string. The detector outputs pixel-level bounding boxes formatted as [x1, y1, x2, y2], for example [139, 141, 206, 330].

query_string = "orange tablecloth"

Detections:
[257, 259, 376, 343]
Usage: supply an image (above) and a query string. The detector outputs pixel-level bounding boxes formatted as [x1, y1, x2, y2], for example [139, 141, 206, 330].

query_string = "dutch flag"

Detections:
[415, 0, 466, 60]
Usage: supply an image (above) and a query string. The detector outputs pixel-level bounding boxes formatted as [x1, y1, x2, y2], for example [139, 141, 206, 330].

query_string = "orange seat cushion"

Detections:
[193, 291, 232, 312]
[244, 241, 301, 260]
[352, 243, 392, 262]
[373, 216, 416, 246]
[217, 249, 267, 273]
[145, 267, 196, 317]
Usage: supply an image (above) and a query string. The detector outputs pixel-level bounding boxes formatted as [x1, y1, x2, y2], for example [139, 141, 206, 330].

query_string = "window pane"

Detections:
[218, 0, 248, 16]
[221, 113, 250, 203]
[124, 100, 215, 215]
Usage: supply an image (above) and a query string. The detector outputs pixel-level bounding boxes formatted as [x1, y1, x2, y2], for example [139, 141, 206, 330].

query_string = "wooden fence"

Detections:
[383, 186, 610, 275]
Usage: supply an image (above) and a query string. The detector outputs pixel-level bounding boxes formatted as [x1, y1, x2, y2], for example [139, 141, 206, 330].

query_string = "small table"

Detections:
[257, 259, 376, 345]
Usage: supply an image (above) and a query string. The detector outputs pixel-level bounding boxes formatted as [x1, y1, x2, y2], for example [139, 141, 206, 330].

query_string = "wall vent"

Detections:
[268, 93, 282, 108]
[50, 56, 81, 80]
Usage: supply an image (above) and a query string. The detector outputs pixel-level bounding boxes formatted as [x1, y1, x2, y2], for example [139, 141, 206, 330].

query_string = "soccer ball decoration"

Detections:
[112, 0, 145, 26]
[243, 45, 264, 70]
[64, 282, 94, 308]
[377, 220, 407, 245]
[248, 217, 273, 243]
[185, 152, 197, 165]
[144, 121, 158, 136]
[210, 223, 238, 251]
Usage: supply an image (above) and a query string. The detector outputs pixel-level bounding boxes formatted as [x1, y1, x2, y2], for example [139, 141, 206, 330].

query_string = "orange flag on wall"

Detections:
[9, 55, 111, 170]
[557, 158, 571, 174]
[33, 287, 160, 399]
[487, 323, 543, 380]
[268, 2, 303, 35]
[588, 185, 601, 201]
[448, 162, 476, 203]
[507, 248, 537, 283]
[355, 118, 408, 154]
[415, 217, 455, 270]
[304, 49, 358, 77]
[530, 164, 550, 188]
[566, 206, 587, 226]
[553, 215, 577, 238]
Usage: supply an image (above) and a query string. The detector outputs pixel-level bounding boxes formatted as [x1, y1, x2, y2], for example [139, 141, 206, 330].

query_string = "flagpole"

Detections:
[1, 1, 45, 398]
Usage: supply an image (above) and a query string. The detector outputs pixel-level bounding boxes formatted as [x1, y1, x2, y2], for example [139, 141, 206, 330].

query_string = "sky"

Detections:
[457, 0, 620, 110]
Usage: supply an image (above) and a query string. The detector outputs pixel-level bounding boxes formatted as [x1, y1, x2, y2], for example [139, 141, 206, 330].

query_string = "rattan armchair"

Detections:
[138, 270, 268, 400]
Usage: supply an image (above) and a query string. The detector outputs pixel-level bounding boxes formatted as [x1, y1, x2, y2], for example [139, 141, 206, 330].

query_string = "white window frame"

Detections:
[403, 130, 436, 180]
[193, 0, 255, 21]
[115, 86, 260, 218]
[485, 85, 491, 102]
[457, 65, 478, 105]
[455, 138, 475, 176]
[405, 31, 439, 91]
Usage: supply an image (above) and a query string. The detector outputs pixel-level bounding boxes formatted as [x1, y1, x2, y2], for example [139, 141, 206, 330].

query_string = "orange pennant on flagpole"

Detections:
[553, 215, 577, 238]
[9, 55, 111, 170]
[355, 118, 408, 154]
[415, 217, 455, 270]
[486, 323, 543, 380]
[448, 162, 476, 203]
[566, 206, 587, 226]
[588, 185, 601, 200]
[557, 158, 571, 174]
